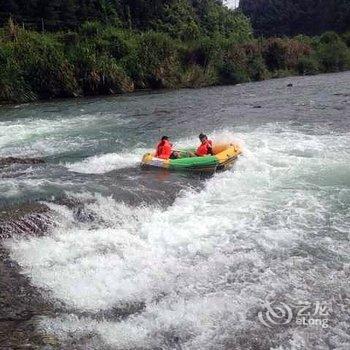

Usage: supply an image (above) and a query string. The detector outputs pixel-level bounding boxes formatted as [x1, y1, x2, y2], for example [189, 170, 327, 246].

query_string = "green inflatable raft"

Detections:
[141, 143, 242, 172]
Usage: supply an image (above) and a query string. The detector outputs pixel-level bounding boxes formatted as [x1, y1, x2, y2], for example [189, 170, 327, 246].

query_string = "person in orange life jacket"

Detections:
[195, 133, 213, 156]
[155, 136, 179, 159]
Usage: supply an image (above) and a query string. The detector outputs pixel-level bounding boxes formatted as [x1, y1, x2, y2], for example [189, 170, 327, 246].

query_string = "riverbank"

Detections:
[1, 18, 349, 105]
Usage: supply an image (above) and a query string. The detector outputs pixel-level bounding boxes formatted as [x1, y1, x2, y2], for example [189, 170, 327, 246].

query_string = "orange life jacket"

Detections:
[156, 140, 172, 159]
[196, 139, 213, 156]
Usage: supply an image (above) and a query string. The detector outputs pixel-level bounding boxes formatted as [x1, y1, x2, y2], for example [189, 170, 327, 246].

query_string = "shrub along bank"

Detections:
[0, 18, 349, 103]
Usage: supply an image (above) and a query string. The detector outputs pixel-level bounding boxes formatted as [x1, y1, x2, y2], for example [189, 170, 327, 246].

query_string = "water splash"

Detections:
[65, 149, 147, 174]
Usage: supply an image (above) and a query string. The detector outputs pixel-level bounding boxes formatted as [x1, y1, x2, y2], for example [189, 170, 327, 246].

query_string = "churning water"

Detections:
[1, 72, 350, 349]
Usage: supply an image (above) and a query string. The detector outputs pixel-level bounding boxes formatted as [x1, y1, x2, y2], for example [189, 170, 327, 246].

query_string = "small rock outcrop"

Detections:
[0, 157, 45, 166]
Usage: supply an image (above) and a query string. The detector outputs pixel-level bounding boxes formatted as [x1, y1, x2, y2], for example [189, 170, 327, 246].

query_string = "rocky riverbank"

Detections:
[0, 202, 59, 349]
[0, 198, 121, 349]
[0, 247, 59, 349]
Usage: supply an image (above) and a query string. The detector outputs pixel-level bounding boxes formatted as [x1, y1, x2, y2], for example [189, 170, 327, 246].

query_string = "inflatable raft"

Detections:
[141, 143, 241, 172]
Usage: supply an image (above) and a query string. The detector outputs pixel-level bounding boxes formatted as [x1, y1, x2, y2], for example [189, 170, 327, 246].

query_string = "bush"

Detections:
[263, 38, 312, 72]
[243, 42, 269, 81]
[0, 45, 36, 102]
[316, 31, 350, 72]
[263, 38, 287, 71]
[248, 54, 269, 80]
[181, 65, 218, 88]
[57, 31, 80, 46]
[297, 56, 320, 75]
[12, 31, 79, 98]
[131, 31, 181, 88]
[80, 21, 104, 38]
[183, 36, 223, 69]
[71, 45, 133, 95]
[100, 28, 134, 60]
[342, 32, 350, 47]
[271, 69, 296, 78]
[219, 61, 249, 84]
[218, 45, 250, 84]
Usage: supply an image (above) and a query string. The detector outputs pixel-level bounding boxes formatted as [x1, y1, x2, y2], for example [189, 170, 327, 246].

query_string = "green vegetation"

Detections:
[240, 0, 350, 37]
[0, 0, 349, 103]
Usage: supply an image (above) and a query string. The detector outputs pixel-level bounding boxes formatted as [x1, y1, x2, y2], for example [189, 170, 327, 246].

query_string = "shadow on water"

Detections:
[0, 160, 214, 208]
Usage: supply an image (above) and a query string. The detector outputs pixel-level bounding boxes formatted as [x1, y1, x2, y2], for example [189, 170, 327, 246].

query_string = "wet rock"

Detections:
[154, 108, 171, 115]
[287, 83, 293, 87]
[73, 206, 96, 223]
[0, 157, 45, 166]
[40, 334, 60, 347]
[334, 92, 350, 96]
[0, 202, 52, 239]
[0, 246, 57, 349]
[0, 202, 59, 348]
[0, 203, 48, 220]
[53, 195, 94, 209]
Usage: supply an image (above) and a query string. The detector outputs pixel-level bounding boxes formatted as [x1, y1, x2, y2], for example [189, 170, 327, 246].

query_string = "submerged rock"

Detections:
[0, 157, 45, 166]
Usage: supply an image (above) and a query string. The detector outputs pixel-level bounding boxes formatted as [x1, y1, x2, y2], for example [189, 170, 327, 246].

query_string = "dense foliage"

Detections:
[0, 0, 349, 103]
[0, 0, 246, 35]
[240, 0, 350, 37]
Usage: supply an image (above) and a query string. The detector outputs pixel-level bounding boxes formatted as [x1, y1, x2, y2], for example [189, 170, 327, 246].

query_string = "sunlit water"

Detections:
[1, 72, 350, 349]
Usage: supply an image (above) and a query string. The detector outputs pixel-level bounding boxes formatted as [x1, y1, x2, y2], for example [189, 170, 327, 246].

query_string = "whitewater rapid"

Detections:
[1, 72, 349, 349]
[6, 121, 350, 349]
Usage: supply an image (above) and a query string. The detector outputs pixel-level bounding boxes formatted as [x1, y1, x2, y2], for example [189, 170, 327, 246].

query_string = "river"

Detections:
[0, 72, 349, 349]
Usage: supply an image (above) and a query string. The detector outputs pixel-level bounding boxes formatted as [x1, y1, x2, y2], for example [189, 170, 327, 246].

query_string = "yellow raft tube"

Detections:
[141, 142, 242, 172]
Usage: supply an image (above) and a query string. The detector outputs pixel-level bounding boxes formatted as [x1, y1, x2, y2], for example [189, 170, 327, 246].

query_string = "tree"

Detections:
[316, 31, 350, 71]
[240, 0, 350, 37]
[155, 0, 200, 40]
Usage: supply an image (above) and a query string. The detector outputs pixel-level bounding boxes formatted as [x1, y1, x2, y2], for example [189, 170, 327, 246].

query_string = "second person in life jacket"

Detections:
[195, 133, 213, 156]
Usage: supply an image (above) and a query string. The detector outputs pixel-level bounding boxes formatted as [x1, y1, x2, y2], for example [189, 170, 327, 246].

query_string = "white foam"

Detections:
[0, 178, 76, 199]
[0, 113, 125, 157]
[65, 149, 147, 174]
